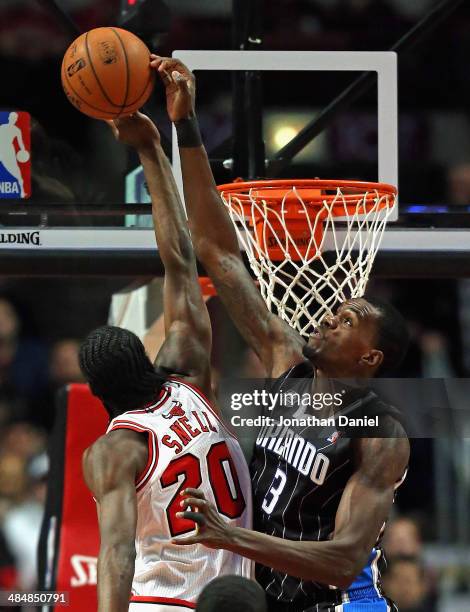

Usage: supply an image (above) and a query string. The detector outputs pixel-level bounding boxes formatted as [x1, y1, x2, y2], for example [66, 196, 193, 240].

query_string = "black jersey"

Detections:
[250, 362, 406, 611]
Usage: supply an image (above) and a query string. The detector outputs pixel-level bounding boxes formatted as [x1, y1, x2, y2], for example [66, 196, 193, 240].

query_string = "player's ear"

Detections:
[360, 349, 383, 369]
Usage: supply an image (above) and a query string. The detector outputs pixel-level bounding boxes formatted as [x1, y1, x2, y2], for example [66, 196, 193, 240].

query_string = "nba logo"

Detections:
[0, 111, 31, 199]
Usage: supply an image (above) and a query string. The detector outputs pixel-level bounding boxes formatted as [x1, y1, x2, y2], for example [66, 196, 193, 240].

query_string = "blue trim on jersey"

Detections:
[347, 549, 380, 595]
[342, 599, 388, 611]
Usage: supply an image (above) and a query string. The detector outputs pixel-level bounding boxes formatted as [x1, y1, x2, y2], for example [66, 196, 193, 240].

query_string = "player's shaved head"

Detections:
[79, 325, 166, 415]
[304, 296, 409, 377]
[364, 296, 409, 374]
[196, 575, 267, 612]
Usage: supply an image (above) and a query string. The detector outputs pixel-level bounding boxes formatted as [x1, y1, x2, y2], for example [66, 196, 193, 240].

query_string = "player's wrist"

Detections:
[225, 526, 246, 552]
[175, 114, 202, 148]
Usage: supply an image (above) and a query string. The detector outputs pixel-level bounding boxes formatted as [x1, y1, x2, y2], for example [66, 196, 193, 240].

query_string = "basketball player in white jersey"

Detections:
[80, 113, 253, 612]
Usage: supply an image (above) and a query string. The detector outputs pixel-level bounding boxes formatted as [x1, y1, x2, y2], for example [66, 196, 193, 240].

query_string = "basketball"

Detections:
[61, 27, 155, 120]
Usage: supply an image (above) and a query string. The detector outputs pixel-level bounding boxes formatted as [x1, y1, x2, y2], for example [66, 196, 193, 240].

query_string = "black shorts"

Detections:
[266, 592, 397, 612]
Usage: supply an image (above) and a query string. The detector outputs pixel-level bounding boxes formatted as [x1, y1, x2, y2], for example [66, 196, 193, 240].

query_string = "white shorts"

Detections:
[129, 606, 193, 612]
[129, 597, 195, 611]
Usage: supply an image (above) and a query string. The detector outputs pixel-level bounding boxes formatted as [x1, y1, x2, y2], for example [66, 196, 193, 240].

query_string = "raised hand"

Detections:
[150, 55, 196, 123]
[107, 111, 160, 152]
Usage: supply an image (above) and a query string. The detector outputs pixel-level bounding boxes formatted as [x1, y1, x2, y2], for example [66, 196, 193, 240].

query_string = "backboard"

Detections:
[172, 50, 398, 217]
[0, 48, 469, 276]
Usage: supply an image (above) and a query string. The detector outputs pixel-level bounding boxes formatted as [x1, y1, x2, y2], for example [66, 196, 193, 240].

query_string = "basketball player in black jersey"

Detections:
[149, 57, 410, 612]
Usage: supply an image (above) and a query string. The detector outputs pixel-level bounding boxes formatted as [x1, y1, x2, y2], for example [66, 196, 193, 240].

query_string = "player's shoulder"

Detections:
[82, 434, 111, 490]
[375, 412, 408, 438]
[84, 430, 146, 470]
[271, 359, 315, 386]
[83, 431, 149, 498]
[83, 433, 110, 467]
[353, 427, 410, 479]
[166, 375, 208, 403]
[84, 429, 149, 486]
[340, 383, 407, 434]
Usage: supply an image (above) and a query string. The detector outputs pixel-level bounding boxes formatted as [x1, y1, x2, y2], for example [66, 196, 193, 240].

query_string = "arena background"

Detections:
[0, 0, 469, 611]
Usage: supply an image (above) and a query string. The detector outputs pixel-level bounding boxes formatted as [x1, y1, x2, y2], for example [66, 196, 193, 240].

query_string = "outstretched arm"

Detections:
[83, 430, 147, 612]
[150, 56, 305, 378]
[143, 287, 212, 364]
[175, 422, 409, 588]
[110, 114, 212, 397]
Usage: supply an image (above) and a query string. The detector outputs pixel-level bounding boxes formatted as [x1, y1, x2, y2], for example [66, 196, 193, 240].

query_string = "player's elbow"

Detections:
[164, 234, 196, 272]
[191, 234, 216, 262]
[178, 232, 196, 264]
[320, 541, 366, 590]
[106, 541, 136, 557]
[100, 541, 136, 568]
[333, 561, 362, 590]
[193, 241, 244, 286]
[192, 234, 238, 264]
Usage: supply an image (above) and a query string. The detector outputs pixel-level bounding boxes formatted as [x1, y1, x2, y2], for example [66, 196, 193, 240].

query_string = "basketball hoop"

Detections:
[217, 179, 397, 337]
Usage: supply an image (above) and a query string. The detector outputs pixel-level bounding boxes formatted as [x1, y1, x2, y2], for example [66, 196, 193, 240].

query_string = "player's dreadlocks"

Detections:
[79, 325, 166, 416]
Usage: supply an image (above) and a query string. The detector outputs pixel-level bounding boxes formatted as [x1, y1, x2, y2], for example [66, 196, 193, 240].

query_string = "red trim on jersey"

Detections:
[168, 377, 214, 408]
[126, 386, 171, 415]
[109, 421, 158, 491]
[170, 378, 238, 439]
[136, 428, 158, 491]
[130, 596, 196, 608]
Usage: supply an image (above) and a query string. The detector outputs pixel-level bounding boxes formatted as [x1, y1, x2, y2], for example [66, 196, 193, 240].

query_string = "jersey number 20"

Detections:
[160, 441, 246, 536]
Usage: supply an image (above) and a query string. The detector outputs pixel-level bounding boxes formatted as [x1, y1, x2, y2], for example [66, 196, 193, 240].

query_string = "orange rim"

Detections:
[217, 179, 397, 213]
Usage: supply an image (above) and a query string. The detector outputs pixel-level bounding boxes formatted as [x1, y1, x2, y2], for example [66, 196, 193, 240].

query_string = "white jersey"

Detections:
[107, 377, 253, 610]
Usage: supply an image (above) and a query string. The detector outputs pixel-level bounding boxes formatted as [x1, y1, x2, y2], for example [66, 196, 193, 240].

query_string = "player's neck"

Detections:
[315, 365, 372, 380]
[105, 391, 161, 419]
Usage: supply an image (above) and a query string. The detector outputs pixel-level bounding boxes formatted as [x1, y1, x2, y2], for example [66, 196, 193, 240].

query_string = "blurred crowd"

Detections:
[382, 517, 438, 612]
[0, 291, 84, 594]
[0, 277, 120, 596]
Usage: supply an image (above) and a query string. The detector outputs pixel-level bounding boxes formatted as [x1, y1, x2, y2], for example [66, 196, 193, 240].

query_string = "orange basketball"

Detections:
[61, 27, 155, 120]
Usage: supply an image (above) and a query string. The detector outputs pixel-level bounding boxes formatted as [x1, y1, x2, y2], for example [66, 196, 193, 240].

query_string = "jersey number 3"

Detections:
[160, 441, 246, 536]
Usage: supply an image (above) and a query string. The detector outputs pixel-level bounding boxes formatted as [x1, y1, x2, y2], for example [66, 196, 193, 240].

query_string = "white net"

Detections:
[219, 180, 396, 338]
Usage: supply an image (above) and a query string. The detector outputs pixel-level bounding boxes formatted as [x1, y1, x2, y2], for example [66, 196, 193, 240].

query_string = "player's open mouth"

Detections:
[311, 327, 322, 339]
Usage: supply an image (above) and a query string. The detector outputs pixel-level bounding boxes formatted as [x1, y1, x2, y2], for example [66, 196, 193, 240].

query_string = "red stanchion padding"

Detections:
[54, 384, 108, 610]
